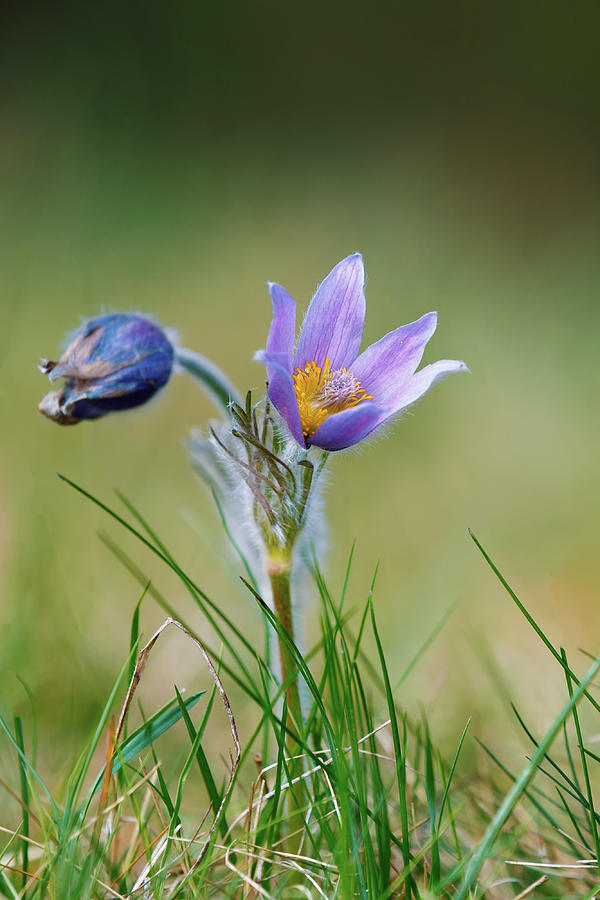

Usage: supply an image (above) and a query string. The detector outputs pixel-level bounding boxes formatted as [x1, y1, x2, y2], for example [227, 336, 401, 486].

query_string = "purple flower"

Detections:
[256, 253, 468, 451]
[38, 313, 174, 425]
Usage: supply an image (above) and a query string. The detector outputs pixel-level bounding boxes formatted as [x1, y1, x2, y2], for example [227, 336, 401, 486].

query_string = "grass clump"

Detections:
[1, 485, 600, 898]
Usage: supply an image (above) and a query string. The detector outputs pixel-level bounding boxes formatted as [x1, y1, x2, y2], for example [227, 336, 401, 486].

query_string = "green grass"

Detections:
[2, 482, 600, 897]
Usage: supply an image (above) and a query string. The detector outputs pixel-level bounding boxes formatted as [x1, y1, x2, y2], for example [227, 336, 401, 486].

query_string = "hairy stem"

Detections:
[269, 570, 305, 852]
[269, 572, 303, 733]
[175, 346, 242, 412]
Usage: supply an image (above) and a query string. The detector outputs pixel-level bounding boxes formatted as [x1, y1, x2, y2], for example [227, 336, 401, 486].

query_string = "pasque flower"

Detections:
[256, 253, 468, 451]
[38, 313, 174, 424]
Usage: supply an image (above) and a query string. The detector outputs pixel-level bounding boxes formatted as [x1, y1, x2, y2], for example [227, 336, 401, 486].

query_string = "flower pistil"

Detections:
[292, 357, 372, 440]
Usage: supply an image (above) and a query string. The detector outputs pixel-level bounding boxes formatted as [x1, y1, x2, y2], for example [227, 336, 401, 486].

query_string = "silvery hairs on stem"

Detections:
[189, 388, 328, 712]
[189, 388, 328, 608]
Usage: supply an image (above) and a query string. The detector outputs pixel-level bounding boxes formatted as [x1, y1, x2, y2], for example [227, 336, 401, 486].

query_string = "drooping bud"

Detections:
[38, 314, 174, 425]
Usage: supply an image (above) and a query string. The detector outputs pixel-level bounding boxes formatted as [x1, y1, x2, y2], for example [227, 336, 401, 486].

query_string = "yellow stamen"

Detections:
[292, 357, 372, 441]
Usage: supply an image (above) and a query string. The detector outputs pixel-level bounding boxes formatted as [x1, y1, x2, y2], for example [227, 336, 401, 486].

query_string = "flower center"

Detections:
[292, 357, 372, 441]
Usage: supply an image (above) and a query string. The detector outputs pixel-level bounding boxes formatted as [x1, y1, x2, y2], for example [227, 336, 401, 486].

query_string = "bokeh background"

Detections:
[1, 1, 600, 779]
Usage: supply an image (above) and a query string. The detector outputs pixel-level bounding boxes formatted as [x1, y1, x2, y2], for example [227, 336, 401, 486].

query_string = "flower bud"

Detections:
[38, 313, 174, 425]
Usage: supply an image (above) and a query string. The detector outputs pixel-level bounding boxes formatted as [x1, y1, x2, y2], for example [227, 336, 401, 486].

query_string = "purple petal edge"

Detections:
[379, 358, 469, 418]
[310, 357, 468, 451]
[309, 401, 384, 451]
[254, 349, 305, 447]
[352, 312, 438, 404]
[294, 253, 366, 371]
[266, 282, 296, 371]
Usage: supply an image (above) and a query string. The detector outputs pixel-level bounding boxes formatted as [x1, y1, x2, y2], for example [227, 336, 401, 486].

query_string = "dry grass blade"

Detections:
[81, 615, 241, 896]
[0, 776, 40, 827]
[224, 843, 276, 899]
[131, 824, 183, 892]
[128, 619, 241, 894]
[513, 875, 549, 899]
[0, 827, 43, 850]
[93, 713, 116, 847]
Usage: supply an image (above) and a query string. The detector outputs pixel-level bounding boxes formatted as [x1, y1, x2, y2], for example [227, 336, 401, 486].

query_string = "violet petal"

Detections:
[266, 282, 296, 371]
[38, 313, 175, 424]
[254, 349, 305, 446]
[351, 312, 437, 405]
[379, 358, 469, 416]
[294, 253, 366, 371]
[310, 357, 468, 450]
[309, 401, 384, 451]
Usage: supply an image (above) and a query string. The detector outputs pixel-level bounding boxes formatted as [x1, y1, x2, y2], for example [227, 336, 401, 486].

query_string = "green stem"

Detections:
[175, 347, 242, 412]
[269, 569, 305, 854]
[269, 571, 303, 733]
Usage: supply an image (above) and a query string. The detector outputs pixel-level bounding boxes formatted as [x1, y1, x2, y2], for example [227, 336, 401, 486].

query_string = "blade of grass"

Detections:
[89, 691, 205, 795]
[174, 687, 227, 837]
[556, 788, 593, 854]
[369, 594, 418, 900]
[423, 717, 440, 890]
[438, 718, 471, 828]
[59, 475, 262, 692]
[454, 651, 600, 900]
[476, 737, 587, 855]
[510, 702, 587, 803]
[99, 532, 264, 707]
[393, 601, 459, 693]
[13, 717, 29, 894]
[437, 752, 464, 866]
[561, 647, 600, 875]
[469, 530, 600, 714]
[128, 584, 149, 686]
[0, 712, 59, 821]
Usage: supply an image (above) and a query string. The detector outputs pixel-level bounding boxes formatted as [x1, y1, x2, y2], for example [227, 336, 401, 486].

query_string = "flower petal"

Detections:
[309, 401, 384, 451]
[254, 349, 305, 447]
[38, 313, 175, 425]
[351, 312, 438, 405]
[309, 357, 468, 451]
[380, 358, 469, 416]
[47, 315, 173, 382]
[294, 253, 366, 371]
[64, 379, 160, 419]
[266, 282, 296, 371]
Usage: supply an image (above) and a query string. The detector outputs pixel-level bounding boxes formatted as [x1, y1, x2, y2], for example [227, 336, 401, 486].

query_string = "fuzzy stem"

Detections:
[269, 570, 305, 852]
[175, 346, 242, 412]
[269, 572, 303, 734]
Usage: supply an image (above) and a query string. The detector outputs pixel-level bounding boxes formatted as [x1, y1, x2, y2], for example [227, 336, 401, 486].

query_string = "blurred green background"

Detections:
[1, 1, 600, 776]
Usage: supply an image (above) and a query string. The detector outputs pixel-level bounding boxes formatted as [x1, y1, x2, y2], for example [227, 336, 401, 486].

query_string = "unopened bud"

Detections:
[38, 313, 174, 425]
